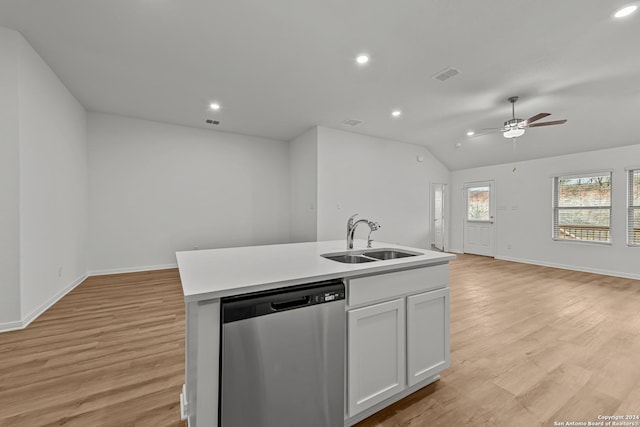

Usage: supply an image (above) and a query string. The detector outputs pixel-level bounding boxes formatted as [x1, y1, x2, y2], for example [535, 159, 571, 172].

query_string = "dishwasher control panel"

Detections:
[316, 290, 345, 303]
[223, 280, 345, 323]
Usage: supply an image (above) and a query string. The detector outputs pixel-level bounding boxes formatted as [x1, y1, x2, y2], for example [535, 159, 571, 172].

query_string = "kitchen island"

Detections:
[177, 240, 455, 427]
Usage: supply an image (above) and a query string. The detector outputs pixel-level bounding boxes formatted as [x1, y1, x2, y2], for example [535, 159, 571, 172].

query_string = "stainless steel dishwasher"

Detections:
[220, 280, 345, 427]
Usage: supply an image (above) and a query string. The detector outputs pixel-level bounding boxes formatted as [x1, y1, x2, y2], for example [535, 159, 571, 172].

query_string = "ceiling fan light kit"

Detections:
[504, 127, 525, 138]
[503, 96, 525, 138]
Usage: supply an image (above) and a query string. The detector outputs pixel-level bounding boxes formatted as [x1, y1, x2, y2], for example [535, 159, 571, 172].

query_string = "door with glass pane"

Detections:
[463, 181, 495, 257]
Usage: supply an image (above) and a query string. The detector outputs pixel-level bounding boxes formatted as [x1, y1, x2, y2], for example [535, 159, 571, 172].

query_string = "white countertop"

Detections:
[176, 240, 455, 302]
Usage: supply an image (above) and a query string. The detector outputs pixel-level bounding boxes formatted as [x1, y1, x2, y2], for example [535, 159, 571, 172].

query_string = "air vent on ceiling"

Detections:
[206, 119, 220, 125]
[342, 119, 362, 127]
[432, 66, 461, 82]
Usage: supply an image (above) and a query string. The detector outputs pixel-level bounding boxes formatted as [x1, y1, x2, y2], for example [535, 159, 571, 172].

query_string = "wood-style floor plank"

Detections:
[1, 255, 639, 426]
[0, 269, 187, 427]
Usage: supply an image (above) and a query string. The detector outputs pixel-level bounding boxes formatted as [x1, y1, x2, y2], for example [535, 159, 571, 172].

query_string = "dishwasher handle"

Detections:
[271, 296, 311, 311]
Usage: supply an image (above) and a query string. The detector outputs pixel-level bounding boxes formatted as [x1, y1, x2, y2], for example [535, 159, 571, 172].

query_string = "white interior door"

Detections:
[432, 183, 445, 251]
[463, 181, 495, 257]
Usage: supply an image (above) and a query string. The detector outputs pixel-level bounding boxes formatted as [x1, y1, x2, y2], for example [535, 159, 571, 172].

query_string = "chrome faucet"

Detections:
[347, 214, 381, 249]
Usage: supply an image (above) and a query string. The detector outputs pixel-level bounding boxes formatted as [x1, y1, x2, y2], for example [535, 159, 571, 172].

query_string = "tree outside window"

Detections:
[553, 173, 612, 243]
[467, 187, 490, 221]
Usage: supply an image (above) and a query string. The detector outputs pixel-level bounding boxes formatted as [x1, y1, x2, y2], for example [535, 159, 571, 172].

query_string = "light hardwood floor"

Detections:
[0, 270, 187, 427]
[1, 255, 639, 426]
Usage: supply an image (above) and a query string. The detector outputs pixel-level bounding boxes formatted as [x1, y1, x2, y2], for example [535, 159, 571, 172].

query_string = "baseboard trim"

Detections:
[495, 255, 640, 281]
[0, 272, 88, 333]
[0, 320, 25, 333]
[22, 273, 89, 328]
[88, 263, 177, 276]
[1, 263, 180, 333]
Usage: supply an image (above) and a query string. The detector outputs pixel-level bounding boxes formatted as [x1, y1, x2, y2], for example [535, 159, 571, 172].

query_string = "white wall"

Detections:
[17, 35, 89, 322]
[0, 27, 22, 326]
[316, 126, 450, 249]
[88, 113, 290, 273]
[451, 144, 640, 279]
[289, 127, 318, 242]
[0, 27, 88, 330]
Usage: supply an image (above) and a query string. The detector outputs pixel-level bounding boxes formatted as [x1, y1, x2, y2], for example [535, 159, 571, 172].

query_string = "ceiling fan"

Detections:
[474, 96, 567, 139]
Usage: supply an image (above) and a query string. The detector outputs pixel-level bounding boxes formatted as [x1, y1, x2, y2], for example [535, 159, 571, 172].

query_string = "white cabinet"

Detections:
[346, 266, 451, 421]
[347, 298, 405, 416]
[406, 288, 450, 387]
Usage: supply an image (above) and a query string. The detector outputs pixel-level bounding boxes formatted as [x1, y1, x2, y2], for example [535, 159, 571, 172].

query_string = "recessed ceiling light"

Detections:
[614, 4, 638, 18]
[356, 54, 369, 65]
[466, 131, 475, 136]
[209, 102, 221, 110]
[391, 110, 402, 117]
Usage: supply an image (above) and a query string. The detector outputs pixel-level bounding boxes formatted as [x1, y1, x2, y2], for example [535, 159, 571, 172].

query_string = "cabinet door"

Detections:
[406, 288, 450, 387]
[348, 298, 405, 416]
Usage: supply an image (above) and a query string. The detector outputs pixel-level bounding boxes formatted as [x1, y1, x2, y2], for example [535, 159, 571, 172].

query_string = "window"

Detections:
[552, 173, 612, 243]
[629, 169, 640, 246]
[467, 186, 490, 221]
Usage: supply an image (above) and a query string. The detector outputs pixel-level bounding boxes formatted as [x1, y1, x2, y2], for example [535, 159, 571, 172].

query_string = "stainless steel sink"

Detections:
[322, 254, 376, 263]
[321, 248, 421, 264]
[361, 249, 420, 260]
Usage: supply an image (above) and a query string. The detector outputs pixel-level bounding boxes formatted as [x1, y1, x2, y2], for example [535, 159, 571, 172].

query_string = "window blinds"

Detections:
[629, 169, 640, 246]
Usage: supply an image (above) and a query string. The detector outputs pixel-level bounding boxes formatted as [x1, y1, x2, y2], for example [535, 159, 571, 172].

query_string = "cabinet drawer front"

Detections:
[348, 264, 448, 306]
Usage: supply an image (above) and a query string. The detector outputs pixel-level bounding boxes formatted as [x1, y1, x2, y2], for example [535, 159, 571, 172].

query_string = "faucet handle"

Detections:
[368, 221, 380, 231]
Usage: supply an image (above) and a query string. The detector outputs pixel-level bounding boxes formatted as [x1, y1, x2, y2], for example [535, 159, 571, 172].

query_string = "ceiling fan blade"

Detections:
[473, 127, 505, 136]
[524, 113, 551, 125]
[527, 119, 567, 128]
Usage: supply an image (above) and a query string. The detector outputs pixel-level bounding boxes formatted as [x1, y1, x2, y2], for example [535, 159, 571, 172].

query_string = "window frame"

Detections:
[628, 168, 640, 247]
[551, 171, 613, 245]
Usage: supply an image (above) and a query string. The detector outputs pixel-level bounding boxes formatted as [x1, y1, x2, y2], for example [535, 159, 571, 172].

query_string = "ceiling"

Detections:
[1, 0, 639, 170]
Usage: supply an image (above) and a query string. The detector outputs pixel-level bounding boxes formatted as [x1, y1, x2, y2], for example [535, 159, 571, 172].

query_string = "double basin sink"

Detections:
[321, 248, 421, 264]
